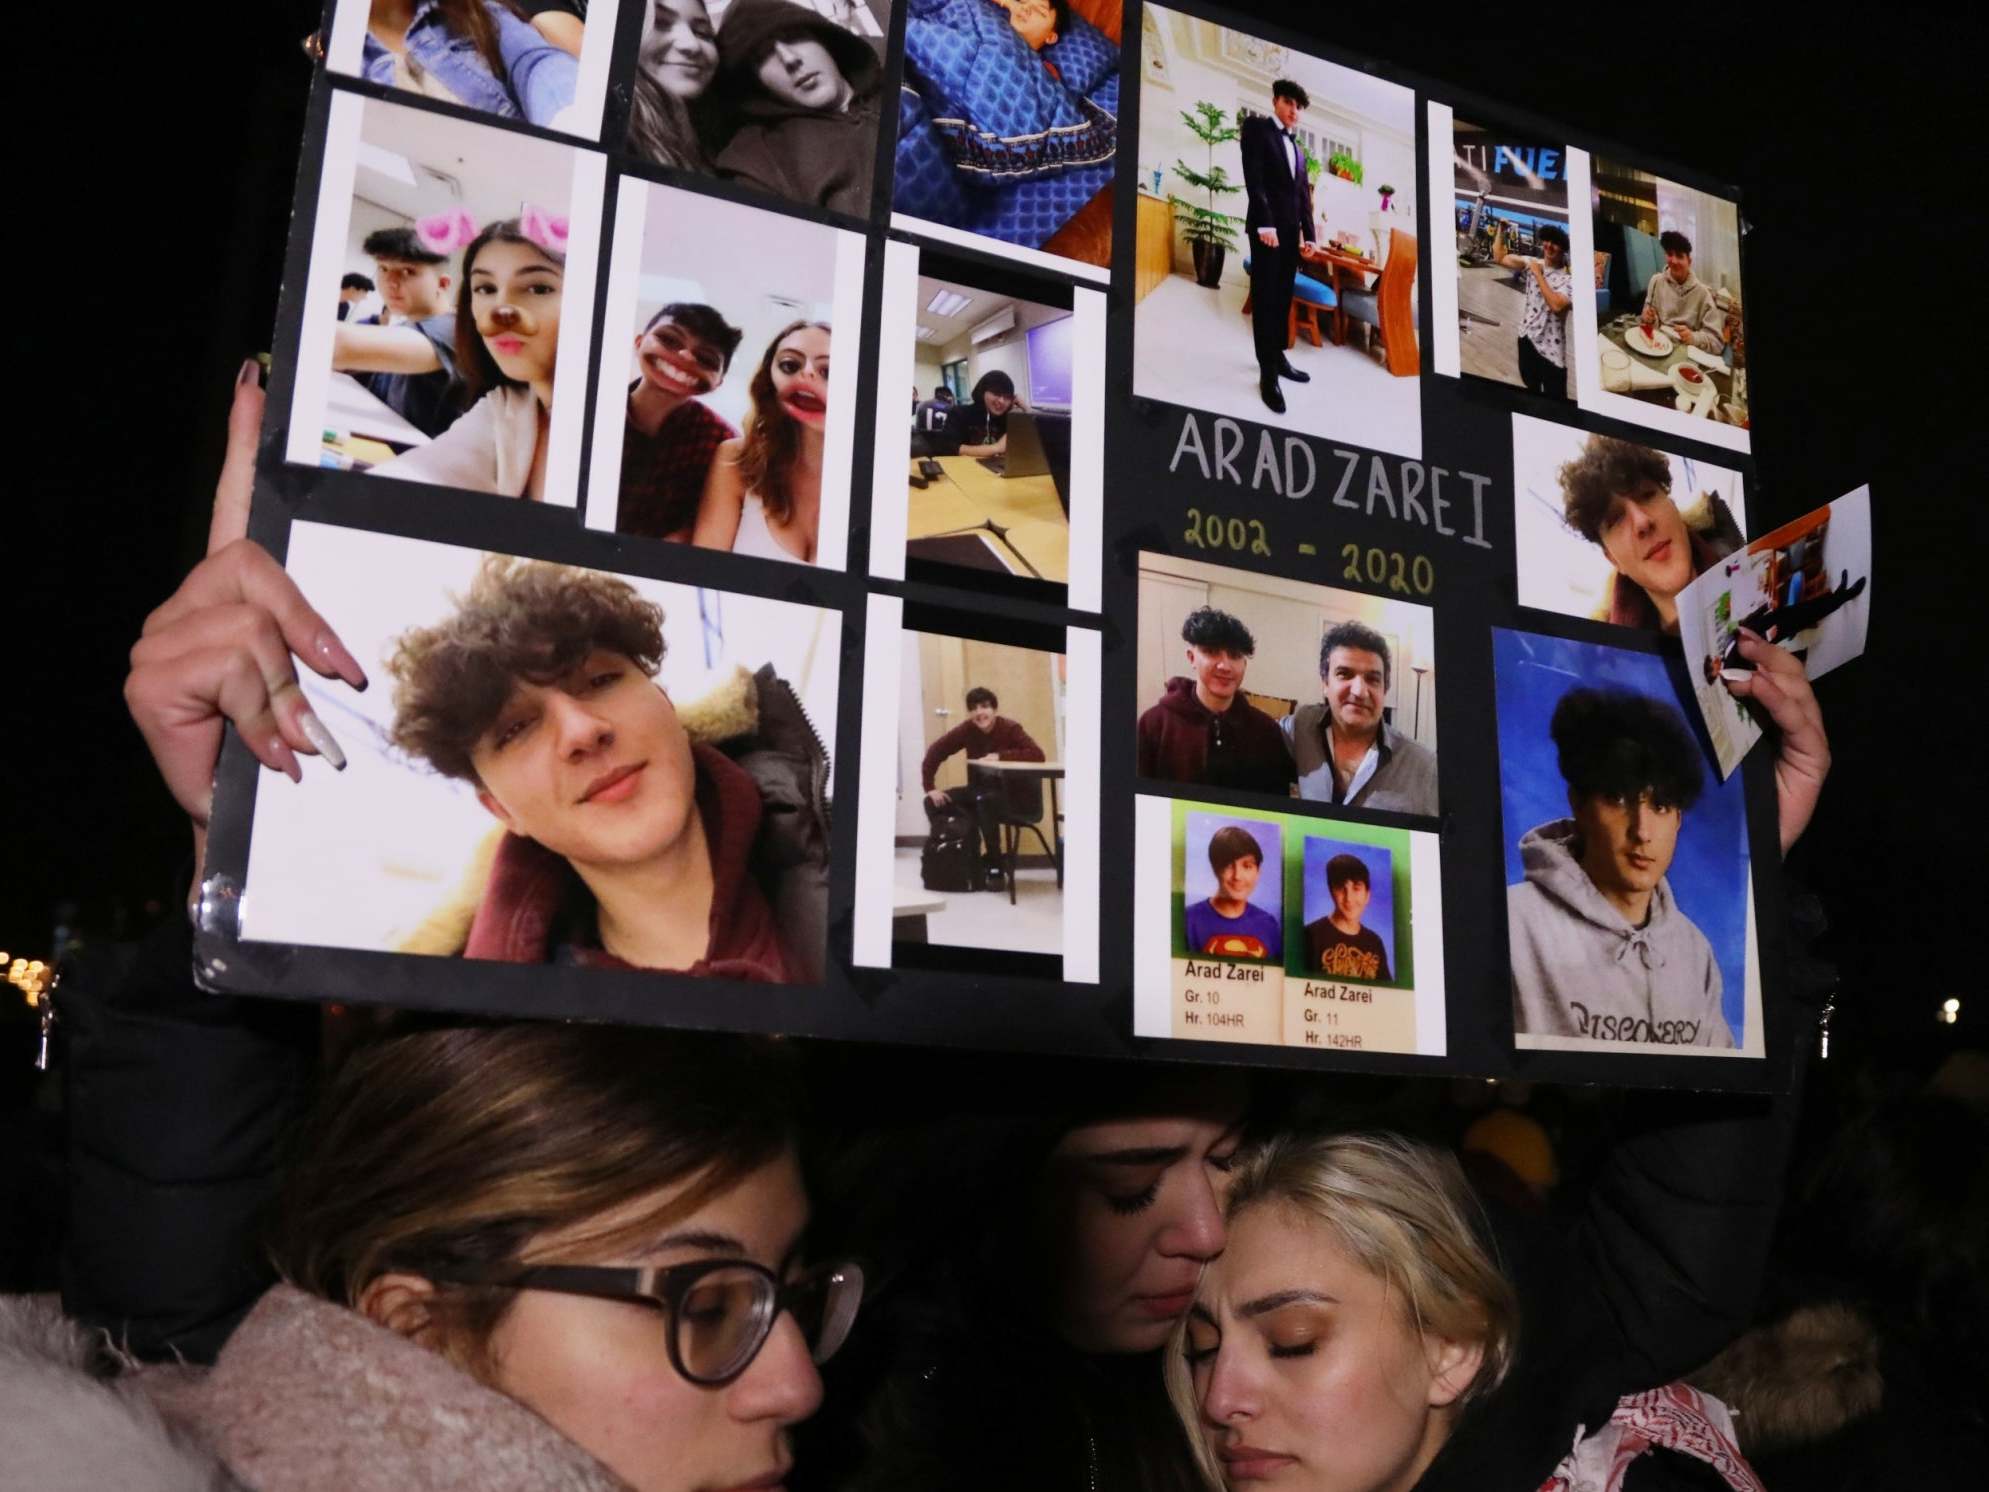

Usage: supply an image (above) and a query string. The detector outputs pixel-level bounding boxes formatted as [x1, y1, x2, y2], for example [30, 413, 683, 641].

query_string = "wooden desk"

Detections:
[906, 457, 1069, 582]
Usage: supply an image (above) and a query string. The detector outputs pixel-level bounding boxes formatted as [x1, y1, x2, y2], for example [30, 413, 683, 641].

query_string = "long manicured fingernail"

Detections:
[316, 631, 369, 690]
[272, 737, 304, 783]
[238, 357, 261, 388]
[298, 709, 348, 771]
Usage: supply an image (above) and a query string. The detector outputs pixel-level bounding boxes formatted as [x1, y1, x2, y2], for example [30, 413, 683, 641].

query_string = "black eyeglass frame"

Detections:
[430, 1256, 864, 1387]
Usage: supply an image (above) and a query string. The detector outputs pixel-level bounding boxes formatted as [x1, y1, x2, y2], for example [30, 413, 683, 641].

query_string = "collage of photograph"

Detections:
[222, 0, 1837, 1085]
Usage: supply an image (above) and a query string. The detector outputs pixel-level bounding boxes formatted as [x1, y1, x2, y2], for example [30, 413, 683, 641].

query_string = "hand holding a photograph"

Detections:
[125, 365, 369, 878]
[1721, 626, 1829, 856]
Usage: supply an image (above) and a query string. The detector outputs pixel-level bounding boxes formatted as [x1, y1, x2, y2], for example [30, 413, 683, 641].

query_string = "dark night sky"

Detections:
[8, 6, 1980, 1027]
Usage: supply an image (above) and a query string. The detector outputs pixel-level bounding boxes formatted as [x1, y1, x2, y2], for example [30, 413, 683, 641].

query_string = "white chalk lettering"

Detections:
[1365, 458, 1396, 519]
[1251, 430, 1282, 494]
[1330, 448, 1362, 508]
[1463, 470, 1493, 549]
[1169, 413, 1210, 479]
[1399, 461, 1428, 526]
[1285, 436, 1315, 500]
[1212, 419, 1244, 485]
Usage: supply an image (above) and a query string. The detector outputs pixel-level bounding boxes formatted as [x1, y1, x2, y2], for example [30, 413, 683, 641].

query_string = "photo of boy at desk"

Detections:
[903, 275, 1075, 584]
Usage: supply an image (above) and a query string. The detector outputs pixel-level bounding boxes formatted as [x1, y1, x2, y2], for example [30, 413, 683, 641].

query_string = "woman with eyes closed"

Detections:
[807, 1055, 1251, 1491]
[1169, 1122, 1797, 1492]
[374, 217, 566, 500]
[692, 320, 831, 564]
[21, 1021, 863, 1492]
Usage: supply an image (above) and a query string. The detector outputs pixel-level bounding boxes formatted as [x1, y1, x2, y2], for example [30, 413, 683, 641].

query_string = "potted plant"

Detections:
[1377, 183, 1396, 211]
[1326, 150, 1363, 184]
[1168, 101, 1243, 288]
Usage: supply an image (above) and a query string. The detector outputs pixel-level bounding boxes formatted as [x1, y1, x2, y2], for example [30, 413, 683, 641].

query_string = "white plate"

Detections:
[1686, 345, 1725, 369]
[1625, 325, 1673, 357]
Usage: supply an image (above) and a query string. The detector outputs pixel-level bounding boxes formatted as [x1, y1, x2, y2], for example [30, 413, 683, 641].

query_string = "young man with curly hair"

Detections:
[1507, 686, 1730, 1047]
[1557, 433, 1739, 632]
[388, 557, 816, 981]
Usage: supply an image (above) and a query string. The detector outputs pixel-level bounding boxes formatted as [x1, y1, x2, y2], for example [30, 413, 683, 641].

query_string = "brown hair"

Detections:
[389, 557, 666, 783]
[272, 1023, 796, 1380]
[438, 0, 525, 85]
[453, 218, 566, 403]
[1165, 1132, 1518, 1486]
[1556, 435, 1672, 545]
[735, 320, 830, 524]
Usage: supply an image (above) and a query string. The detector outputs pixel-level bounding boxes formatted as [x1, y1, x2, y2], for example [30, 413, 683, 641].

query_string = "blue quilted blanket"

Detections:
[894, 0, 1120, 250]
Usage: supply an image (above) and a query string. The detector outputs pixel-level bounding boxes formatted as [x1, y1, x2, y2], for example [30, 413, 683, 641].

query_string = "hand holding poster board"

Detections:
[190, 0, 1863, 1094]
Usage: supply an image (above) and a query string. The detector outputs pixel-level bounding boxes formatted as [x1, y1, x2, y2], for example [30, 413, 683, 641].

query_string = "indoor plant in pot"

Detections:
[1168, 100, 1243, 288]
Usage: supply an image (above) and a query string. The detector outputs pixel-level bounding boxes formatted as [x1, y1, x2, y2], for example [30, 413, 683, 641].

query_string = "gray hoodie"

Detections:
[1507, 818, 1732, 1047]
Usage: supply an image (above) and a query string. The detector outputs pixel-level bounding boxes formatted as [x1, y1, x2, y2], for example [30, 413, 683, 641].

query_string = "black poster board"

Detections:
[196, 0, 1792, 1092]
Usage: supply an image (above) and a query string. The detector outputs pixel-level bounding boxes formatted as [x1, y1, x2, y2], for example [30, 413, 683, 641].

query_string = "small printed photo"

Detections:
[1577, 155, 1750, 449]
[238, 522, 840, 988]
[1135, 4, 1421, 457]
[287, 95, 605, 505]
[1677, 486, 1872, 778]
[895, 629, 1068, 953]
[585, 178, 865, 567]
[620, 0, 892, 218]
[1133, 796, 1444, 1054]
[868, 243, 1105, 603]
[851, 597, 1100, 981]
[893, 0, 1123, 276]
[1447, 116, 1574, 398]
[1493, 627, 1760, 1056]
[1135, 552, 1439, 817]
[1296, 836, 1396, 986]
[323, 0, 621, 138]
[1511, 412, 1748, 633]
[1180, 813, 1284, 962]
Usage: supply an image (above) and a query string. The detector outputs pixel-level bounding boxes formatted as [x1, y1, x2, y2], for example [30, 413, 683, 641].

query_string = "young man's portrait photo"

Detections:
[235, 525, 842, 991]
[1494, 629, 1755, 1053]
[1298, 840, 1396, 984]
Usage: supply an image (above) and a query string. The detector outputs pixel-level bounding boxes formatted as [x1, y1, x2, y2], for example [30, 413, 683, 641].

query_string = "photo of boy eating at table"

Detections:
[1588, 159, 1748, 434]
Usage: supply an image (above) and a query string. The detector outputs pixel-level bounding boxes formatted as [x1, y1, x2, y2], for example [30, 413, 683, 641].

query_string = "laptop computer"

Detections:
[977, 409, 1051, 478]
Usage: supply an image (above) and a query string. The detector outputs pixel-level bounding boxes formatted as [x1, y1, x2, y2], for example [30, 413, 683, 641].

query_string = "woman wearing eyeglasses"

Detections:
[13, 1018, 862, 1491]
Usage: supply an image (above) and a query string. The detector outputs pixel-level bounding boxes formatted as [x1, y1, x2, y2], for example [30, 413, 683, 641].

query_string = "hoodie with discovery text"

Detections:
[1507, 818, 1731, 1047]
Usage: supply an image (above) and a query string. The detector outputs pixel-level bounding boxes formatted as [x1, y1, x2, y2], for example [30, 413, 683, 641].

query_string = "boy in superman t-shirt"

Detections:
[1183, 824, 1282, 961]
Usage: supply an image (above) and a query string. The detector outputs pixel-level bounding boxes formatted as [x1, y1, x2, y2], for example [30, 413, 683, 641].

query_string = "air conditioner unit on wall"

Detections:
[969, 306, 1016, 346]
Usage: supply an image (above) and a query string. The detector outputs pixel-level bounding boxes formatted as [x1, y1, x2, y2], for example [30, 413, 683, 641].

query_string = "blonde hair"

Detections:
[1163, 1131, 1518, 1488]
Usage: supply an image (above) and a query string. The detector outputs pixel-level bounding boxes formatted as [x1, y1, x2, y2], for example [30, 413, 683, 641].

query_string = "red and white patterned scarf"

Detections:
[1537, 1382, 1764, 1492]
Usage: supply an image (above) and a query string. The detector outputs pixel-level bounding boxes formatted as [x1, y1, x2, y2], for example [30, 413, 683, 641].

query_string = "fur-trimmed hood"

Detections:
[0, 1293, 239, 1490]
[0, 1287, 631, 1491]
[1691, 1301, 1884, 1453]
